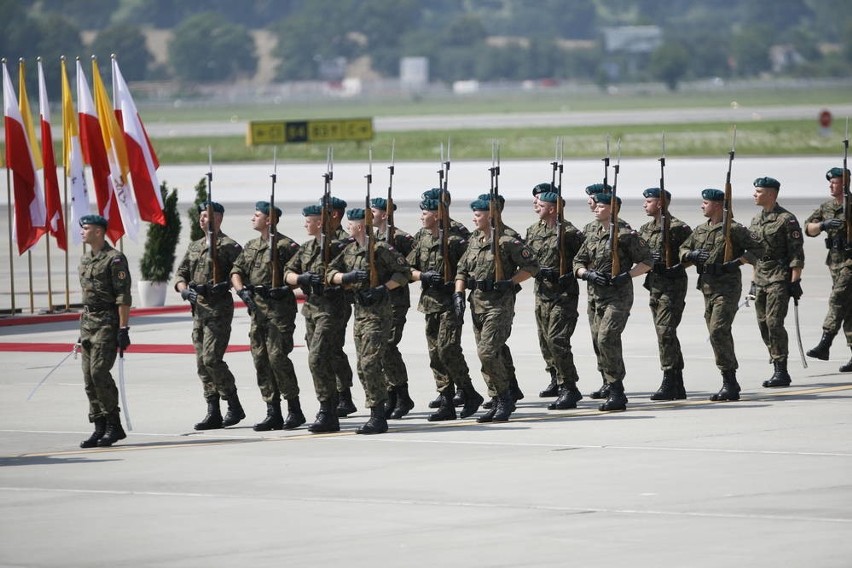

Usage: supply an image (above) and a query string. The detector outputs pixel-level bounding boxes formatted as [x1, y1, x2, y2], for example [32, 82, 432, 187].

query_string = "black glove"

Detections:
[237, 288, 257, 315]
[493, 279, 513, 292]
[359, 284, 388, 306]
[296, 273, 314, 288]
[211, 281, 230, 295]
[180, 287, 197, 305]
[536, 267, 558, 282]
[583, 269, 610, 287]
[611, 271, 631, 286]
[788, 279, 803, 300]
[117, 327, 130, 351]
[420, 271, 443, 288]
[452, 291, 466, 319]
[684, 249, 710, 264]
[558, 273, 574, 290]
[268, 287, 289, 300]
[722, 259, 741, 273]
[341, 270, 368, 285]
[820, 218, 843, 232]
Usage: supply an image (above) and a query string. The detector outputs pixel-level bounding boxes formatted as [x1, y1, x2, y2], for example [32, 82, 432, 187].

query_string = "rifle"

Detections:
[320, 147, 333, 273]
[609, 139, 622, 276]
[659, 133, 672, 268]
[553, 137, 567, 276]
[602, 135, 611, 191]
[723, 126, 737, 262]
[206, 146, 221, 284]
[386, 139, 396, 245]
[843, 118, 850, 247]
[489, 140, 504, 281]
[269, 147, 282, 288]
[438, 141, 452, 282]
[365, 147, 378, 288]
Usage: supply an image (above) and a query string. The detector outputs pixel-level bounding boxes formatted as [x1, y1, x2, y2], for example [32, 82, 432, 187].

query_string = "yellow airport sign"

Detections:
[247, 118, 374, 145]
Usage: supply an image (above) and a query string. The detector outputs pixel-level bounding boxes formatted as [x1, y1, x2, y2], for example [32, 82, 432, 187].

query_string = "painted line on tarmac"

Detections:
[0, 485, 849, 525]
[5, 383, 851, 459]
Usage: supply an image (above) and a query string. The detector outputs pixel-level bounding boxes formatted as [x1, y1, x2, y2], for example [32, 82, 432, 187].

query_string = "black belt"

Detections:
[696, 264, 724, 275]
[83, 304, 116, 313]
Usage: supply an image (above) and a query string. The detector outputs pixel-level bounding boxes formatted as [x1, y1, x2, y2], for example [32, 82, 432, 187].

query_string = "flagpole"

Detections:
[45, 229, 53, 312]
[5, 159, 14, 316]
[63, 157, 70, 311]
[27, 250, 34, 313]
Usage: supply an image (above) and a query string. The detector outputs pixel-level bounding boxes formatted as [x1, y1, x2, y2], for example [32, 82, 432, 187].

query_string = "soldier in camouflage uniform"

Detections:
[526, 190, 586, 410]
[370, 197, 416, 419]
[454, 198, 539, 423]
[679, 189, 764, 401]
[283, 204, 350, 434]
[638, 187, 693, 400]
[408, 197, 483, 421]
[231, 201, 305, 431]
[804, 167, 852, 372]
[175, 201, 245, 430]
[326, 208, 411, 435]
[574, 193, 653, 412]
[528, 183, 559, 397]
[749, 177, 805, 387]
[77, 215, 132, 448]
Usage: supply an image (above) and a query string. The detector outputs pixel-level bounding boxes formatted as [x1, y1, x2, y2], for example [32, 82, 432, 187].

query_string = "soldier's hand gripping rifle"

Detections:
[387, 139, 396, 245]
[365, 147, 379, 288]
[269, 147, 282, 289]
[723, 126, 737, 262]
[609, 139, 622, 277]
[659, 133, 672, 268]
[207, 147, 222, 286]
[553, 137, 567, 277]
[489, 140, 504, 281]
[320, 147, 334, 276]
[438, 141, 452, 283]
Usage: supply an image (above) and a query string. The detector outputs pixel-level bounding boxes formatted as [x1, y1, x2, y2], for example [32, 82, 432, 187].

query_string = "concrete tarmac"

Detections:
[1, 196, 851, 567]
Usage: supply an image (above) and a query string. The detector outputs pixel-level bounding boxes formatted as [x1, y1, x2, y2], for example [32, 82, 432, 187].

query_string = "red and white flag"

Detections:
[3, 61, 46, 255]
[77, 58, 124, 244]
[61, 57, 91, 243]
[38, 59, 67, 251]
[112, 57, 164, 225]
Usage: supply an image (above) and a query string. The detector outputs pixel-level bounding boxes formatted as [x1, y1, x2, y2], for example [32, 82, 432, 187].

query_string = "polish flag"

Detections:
[38, 59, 67, 251]
[61, 57, 91, 243]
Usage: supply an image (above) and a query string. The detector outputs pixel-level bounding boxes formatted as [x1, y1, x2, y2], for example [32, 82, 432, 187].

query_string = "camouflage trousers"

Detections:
[586, 293, 603, 375]
[304, 300, 347, 403]
[353, 302, 391, 408]
[382, 304, 410, 389]
[471, 306, 515, 396]
[702, 287, 741, 371]
[647, 278, 687, 371]
[535, 294, 580, 386]
[80, 312, 119, 421]
[192, 311, 238, 400]
[823, 266, 852, 346]
[754, 281, 790, 362]
[250, 306, 299, 402]
[424, 309, 472, 393]
[588, 290, 633, 384]
[334, 301, 355, 391]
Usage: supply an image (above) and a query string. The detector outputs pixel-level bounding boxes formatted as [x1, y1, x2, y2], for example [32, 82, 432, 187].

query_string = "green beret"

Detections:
[370, 197, 397, 211]
[642, 187, 671, 200]
[595, 193, 621, 206]
[701, 188, 725, 201]
[826, 167, 850, 180]
[302, 204, 322, 216]
[753, 176, 780, 190]
[346, 208, 365, 220]
[585, 183, 611, 196]
[320, 196, 347, 210]
[255, 201, 282, 218]
[477, 193, 505, 211]
[421, 187, 451, 203]
[420, 198, 439, 211]
[198, 201, 224, 214]
[538, 191, 561, 204]
[470, 198, 490, 211]
[79, 214, 108, 228]
[533, 182, 554, 196]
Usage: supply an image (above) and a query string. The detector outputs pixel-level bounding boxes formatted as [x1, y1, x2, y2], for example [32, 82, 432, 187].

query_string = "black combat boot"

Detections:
[539, 370, 559, 398]
[336, 387, 358, 418]
[710, 370, 741, 401]
[841, 348, 852, 373]
[673, 370, 687, 400]
[390, 384, 415, 419]
[650, 370, 677, 401]
[548, 382, 583, 410]
[806, 331, 835, 360]
[509, 377, 525, 402]
[222, 392, 246, 427]
[763, 359, 792, 388]
[356, 406, 388, 434]
[599, 380, 628, 412]
[194, 395, 223, 430]
[97, 413, 127, 447]
[452, 386, 466, 407]
[80, 417, 106, 448]
[482, 397, 494, 409]
[476, 397, 499, 423]
[384, 387, 399, 419]
[589, 376, 610, 399]
[428, 387, 457, 422]
[308, 399, 340, 433]
[283, 397, 307, 430]
[492, 391, 517, 422]
[459, 383, 485, 419]
[253, 399, 284, 431]
[428, 393, 442, 409]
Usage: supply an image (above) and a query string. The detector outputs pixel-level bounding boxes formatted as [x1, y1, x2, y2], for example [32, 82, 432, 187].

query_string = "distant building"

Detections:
[601, 25, 662, 81]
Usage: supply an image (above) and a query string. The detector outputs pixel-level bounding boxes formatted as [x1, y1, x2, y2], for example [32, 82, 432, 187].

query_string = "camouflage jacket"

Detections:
[805, 199, 850, 269]
[573, 223, 653, 300]
[376, 226, 414, 308]
[231, 233, 301, 313]
[456, 232, 539, 312]
[678, 220, 763, 293]
[326, 240, 411, 310]
[79, 243, 132, 317]
[638, 215, 692, 287]
[749, 204, 805, 286]
[174, 231, 242, 315]
[407, 229, 468, 314]
[525, 219, 584, 299]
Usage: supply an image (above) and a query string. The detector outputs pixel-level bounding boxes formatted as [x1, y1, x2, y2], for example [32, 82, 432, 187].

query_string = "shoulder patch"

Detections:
[396, 255, 406, 265]
[521, 249, 531, 259]
[791, 230, 801, 239]
[749, 231, 759, 240]
[117, 271, 127, 280]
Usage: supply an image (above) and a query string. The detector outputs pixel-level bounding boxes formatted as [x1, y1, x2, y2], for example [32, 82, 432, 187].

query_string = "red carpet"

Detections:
[0, 342, 253, 354]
